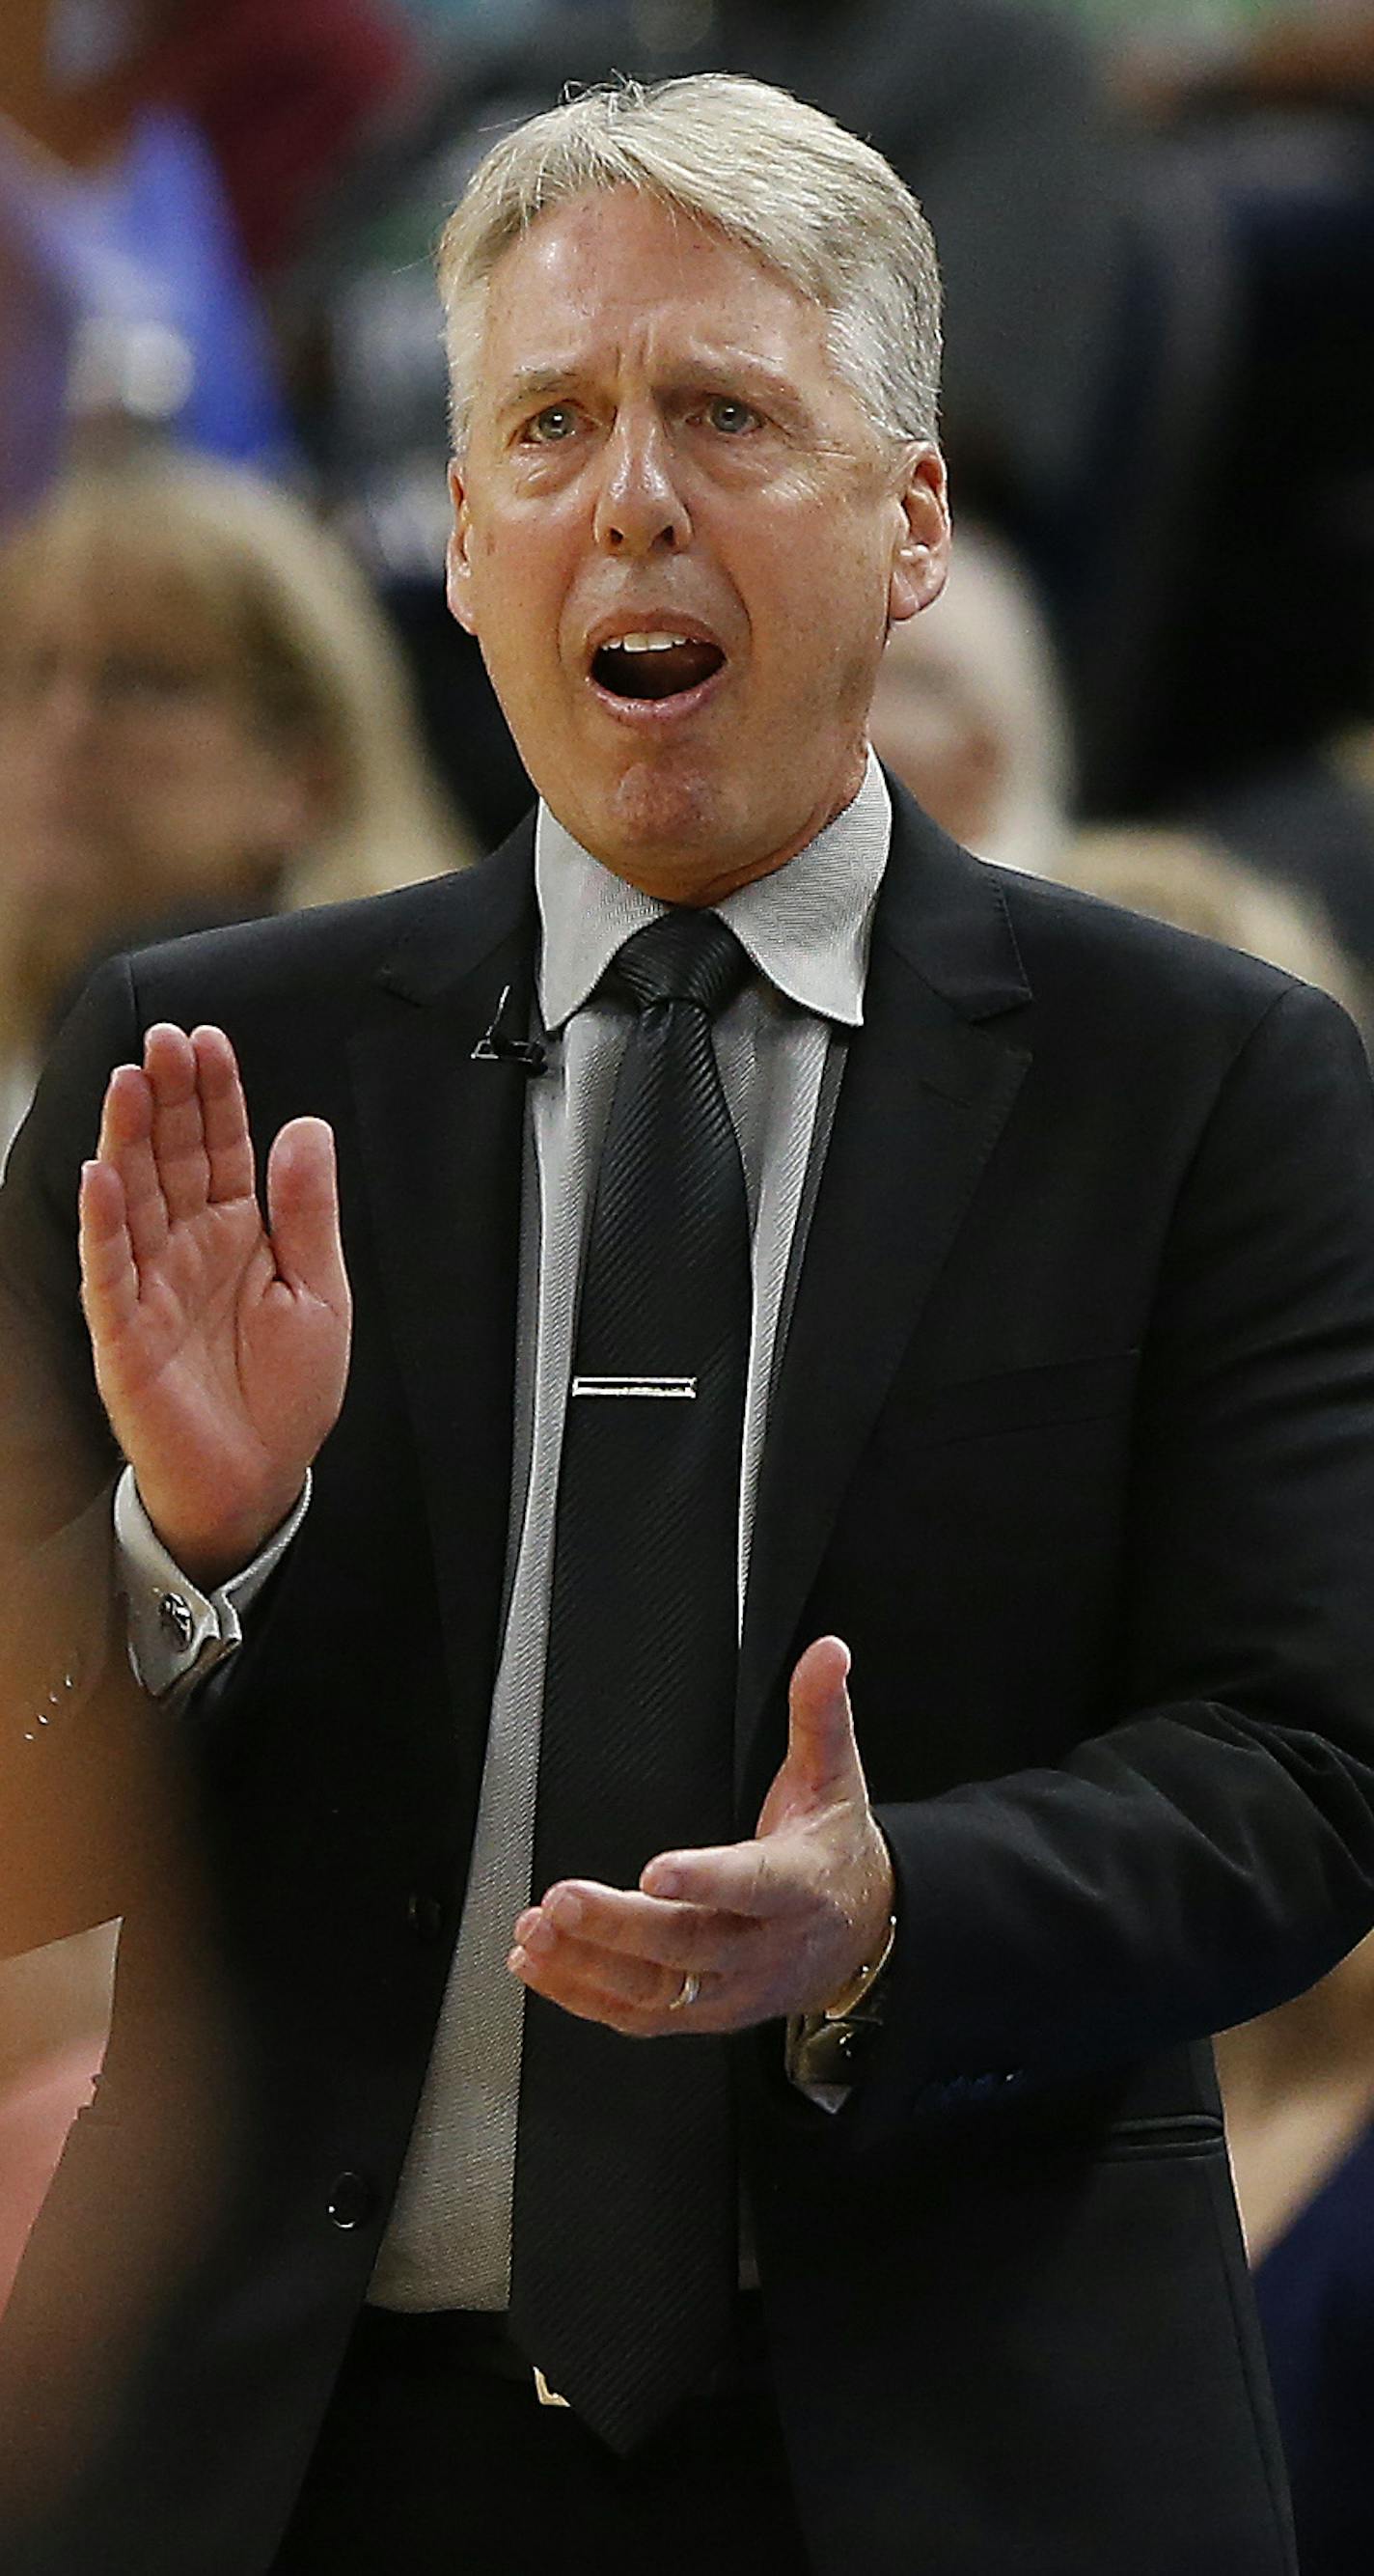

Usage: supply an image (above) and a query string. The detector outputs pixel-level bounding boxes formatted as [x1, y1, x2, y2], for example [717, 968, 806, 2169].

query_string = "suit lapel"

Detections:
[347, 823, 536, 1790]
[737, 797, 1033, 1797]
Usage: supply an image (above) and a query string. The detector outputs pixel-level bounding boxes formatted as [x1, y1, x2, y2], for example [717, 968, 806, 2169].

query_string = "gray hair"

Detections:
[435, 73, 942, 457]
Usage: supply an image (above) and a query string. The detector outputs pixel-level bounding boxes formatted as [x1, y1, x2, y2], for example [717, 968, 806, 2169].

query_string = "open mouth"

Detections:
[591, 634, 727, 703]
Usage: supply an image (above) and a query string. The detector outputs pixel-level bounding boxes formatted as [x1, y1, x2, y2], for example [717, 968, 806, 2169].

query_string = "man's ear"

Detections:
[446, 457, 479, 636]
[888, 445, 951, 629]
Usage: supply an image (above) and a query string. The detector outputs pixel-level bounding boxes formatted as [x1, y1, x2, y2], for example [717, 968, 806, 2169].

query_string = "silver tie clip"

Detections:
[570, 1375, 697, 1399]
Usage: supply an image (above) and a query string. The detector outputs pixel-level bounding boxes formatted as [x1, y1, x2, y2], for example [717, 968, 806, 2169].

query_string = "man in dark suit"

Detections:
[4, 69, 1374, 2576]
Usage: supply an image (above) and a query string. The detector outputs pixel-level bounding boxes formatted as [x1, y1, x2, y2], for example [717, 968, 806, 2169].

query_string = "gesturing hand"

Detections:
[509, 1635, 894, 2036]
[78, 1021, 351, 1589]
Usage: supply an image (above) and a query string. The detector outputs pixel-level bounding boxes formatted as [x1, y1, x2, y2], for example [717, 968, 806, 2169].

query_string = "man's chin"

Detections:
[559, 764, 729, 901]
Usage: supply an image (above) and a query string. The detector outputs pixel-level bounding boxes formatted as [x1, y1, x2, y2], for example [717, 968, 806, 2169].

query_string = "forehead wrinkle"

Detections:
[483, 195, 832, 368]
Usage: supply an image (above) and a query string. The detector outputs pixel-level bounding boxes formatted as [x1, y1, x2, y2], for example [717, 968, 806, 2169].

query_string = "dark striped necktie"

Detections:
[509, 908, 753, 2451]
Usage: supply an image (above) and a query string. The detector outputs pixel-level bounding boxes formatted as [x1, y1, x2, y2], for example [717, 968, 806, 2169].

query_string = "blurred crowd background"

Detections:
[2, 4, 1373, 2568]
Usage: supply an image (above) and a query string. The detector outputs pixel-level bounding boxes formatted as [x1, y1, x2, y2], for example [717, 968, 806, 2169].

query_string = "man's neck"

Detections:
[546, 754, 872, 911]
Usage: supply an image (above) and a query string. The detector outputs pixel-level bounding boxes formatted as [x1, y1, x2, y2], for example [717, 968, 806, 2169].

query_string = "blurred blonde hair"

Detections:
[1060, 826, 1369, 1028]
[0, 455, 472, 910]
[868, 523, 1074, 877]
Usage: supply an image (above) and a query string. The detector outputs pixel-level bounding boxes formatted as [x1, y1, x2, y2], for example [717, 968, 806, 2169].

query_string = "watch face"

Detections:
[789, 2012, 870, 2100]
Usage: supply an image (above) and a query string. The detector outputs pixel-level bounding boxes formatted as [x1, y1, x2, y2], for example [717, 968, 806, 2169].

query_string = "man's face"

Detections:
[448, 187, 949, 901]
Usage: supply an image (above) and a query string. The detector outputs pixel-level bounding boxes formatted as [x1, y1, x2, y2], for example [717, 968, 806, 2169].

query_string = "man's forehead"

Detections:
[473, 192, 836, 411]
[483, 189, 819, 338]
[494, 182, 761, 280]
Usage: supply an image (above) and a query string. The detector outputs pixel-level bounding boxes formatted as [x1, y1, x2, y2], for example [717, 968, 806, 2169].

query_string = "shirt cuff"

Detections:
[114, 1466, 311, 1699]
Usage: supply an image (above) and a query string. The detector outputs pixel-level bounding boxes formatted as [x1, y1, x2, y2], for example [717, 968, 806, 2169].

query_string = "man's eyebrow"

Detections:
[495, 366, 582, 421]
[661, 353, 817, 426]
[491, 352, 820, 431]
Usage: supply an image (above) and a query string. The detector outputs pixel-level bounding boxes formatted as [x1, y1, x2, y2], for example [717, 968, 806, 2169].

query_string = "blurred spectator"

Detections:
[1219, 1931, 1374, 2576]
[0, 2, 289, 518]
[0, 452, 473, 1159]
[1118, 3, 1374, 126]
[867, 523, 1075, 878]
[1098, 2, 1374, 801]
[0, 2, 418, 520]
[0, 441, 471, 2313]
[1190, 721, 1374, 986]
[148, 0, 419, 281]
[1057, 824, 1370, 1028]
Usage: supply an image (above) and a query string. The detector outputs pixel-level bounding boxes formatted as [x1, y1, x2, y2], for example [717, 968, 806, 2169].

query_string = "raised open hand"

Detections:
[78, 1022, 351, 1588]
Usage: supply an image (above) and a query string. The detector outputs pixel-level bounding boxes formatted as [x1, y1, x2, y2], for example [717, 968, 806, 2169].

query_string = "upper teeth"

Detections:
[605, 633, 693, 652]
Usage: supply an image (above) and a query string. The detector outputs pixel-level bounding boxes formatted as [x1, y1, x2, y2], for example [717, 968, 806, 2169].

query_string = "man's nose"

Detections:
[591, 416, 692, 556]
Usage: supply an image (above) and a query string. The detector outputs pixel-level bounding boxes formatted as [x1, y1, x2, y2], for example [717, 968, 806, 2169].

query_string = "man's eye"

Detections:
[703, 398, 758, 435]
[524, 405, 579, 444]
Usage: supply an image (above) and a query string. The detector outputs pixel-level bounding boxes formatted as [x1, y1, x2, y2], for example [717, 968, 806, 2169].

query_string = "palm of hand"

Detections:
[97, 1191, 344, 1520]
[79, 1025, 351, 1584]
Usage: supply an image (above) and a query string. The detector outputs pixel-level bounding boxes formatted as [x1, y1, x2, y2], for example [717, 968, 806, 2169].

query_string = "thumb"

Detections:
[784, 1634, 863, 1801]
[265, 1118, 350, 1315]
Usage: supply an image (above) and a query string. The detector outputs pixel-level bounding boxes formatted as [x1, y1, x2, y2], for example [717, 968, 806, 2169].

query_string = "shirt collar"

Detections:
[535, 748, 892, 1034]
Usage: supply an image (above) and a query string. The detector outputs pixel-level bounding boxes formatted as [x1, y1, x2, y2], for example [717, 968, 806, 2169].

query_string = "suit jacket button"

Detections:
[406, 1892, 445, 1944]
[326, 2172, 376, 2231]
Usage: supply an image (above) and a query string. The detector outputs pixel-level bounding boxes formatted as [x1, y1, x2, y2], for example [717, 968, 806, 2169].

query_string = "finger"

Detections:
[517, 1880, 756, 1970]
[190, 1026, 255, 1206]
[78, 1158, 139, 1340]
[511, 1919, 679, 2014]
[264, 1120, 349, 1316]
[96, 1062, 169, 1269]
[508, 1932, 735, 2037]
[784, 1634, 865, 1801]
[143, 1022, 211, 1225]
[641, 1837, 796, 1921]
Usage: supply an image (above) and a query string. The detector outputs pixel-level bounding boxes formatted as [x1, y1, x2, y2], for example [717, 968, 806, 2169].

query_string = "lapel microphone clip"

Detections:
[472, 984, 547, 1074]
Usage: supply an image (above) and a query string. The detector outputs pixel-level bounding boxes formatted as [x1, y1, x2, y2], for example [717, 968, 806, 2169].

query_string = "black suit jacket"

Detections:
[4, 787, 1374, 2573]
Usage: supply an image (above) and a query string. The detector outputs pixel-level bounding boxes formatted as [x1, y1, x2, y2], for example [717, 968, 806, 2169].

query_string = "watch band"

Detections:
[786, 1912, 898, 2099]
[817, 1912, 897, 2023]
